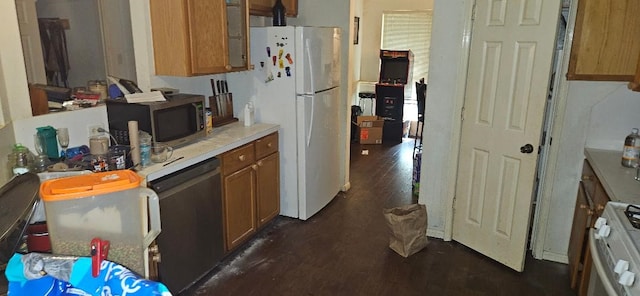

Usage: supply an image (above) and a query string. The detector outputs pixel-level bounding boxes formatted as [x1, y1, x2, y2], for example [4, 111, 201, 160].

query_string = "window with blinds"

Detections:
[381, 10, 433, 100]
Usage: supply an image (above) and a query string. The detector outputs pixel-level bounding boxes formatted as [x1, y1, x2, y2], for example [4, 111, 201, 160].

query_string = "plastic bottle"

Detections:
[244, 102, 254, 127]
[272, 0, 286, 26]
[139, 131, 152, 167]
[622, 128, 640, 167]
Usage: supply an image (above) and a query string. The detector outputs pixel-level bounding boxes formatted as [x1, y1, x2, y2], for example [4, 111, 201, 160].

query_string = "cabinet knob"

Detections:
[267, 142, 273, 148]
[225, 65, 232, 71]
[238, 154, 246, 161]
[596, 204, 605, 211]
[581, 175, 591, 180]
[152, 254, 162, 263]
[580, 204, 594, 215]
[257, 160, 263, 167]
[148, 245, 159, 253]
[251, 164, 259, 170]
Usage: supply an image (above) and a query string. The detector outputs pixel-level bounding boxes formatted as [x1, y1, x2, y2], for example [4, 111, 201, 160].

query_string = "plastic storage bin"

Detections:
[39, 170, 160, 277]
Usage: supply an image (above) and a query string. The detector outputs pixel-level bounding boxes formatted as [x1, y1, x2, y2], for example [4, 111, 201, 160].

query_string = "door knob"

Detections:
[520, 144, 534, 154]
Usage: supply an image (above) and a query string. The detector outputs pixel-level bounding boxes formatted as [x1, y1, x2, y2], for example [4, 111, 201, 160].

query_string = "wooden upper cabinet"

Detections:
[150, 0, 249, 76]
[567, 0, 640, 81]
[249, 0, 298, 17]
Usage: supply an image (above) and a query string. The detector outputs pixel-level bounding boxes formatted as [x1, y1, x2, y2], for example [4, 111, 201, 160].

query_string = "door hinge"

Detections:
[461, 107, 465, 121]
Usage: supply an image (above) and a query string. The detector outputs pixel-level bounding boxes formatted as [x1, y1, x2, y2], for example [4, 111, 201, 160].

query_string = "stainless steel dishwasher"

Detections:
[149, 157, 224, 294]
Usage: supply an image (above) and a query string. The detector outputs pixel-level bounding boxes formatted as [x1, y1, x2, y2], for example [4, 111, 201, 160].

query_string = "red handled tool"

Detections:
[90, 238, 110, 277]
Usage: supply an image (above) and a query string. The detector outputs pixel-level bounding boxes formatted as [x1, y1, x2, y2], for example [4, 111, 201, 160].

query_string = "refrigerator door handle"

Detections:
[304, 39, 315, 147]
[305, 39, 315, 94]
[304, 94, 315, 147]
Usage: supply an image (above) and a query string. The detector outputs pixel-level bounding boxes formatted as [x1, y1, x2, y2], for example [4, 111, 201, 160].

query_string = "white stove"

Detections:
[590, 202, 640, 296]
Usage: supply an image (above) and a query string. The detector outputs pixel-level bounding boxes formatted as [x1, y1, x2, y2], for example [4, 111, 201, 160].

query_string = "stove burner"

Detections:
[624, 204, 640, 229]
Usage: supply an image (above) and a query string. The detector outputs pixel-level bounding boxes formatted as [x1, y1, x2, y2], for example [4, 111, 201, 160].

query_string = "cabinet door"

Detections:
[187, 0, 230, 74]
[568, 182, 592, 289]
[150, 0, 229, 76]
[567, 0, 640, 81]
[226, 0, 250, 71]
[256, 152, 280, 227]
[249, 0, 298, 17]
[223, 166, 257, 251]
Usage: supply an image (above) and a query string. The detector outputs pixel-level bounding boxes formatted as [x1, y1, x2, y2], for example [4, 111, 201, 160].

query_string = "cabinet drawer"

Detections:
[255, 133, 278, 159]
[222, 143, 256, 174]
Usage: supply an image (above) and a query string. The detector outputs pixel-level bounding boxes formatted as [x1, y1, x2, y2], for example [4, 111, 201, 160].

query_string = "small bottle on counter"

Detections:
[139, 131, 152, 167]
[622, 128, 640, 167]
[244, 102, 255, 127]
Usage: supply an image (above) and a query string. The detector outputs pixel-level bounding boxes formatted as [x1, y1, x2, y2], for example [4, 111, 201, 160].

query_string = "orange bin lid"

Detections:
[40, 170, 142, 201]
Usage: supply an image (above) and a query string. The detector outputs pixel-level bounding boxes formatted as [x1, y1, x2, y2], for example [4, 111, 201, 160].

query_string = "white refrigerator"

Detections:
[250, 26, 342, 220]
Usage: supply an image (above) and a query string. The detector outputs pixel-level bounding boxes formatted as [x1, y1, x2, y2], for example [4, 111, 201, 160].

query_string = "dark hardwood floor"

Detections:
[185, 138, 575, 296]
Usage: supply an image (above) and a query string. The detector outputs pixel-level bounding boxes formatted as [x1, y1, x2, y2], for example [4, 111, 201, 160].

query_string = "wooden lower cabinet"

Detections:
[256, 152, 279, 227]
[221, 132, 280, 252]
[223, 164, 257, 251]
[568, 159, 610, 296]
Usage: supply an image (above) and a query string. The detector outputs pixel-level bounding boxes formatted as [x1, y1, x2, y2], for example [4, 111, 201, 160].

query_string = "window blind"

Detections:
[381, 10, 433, 100]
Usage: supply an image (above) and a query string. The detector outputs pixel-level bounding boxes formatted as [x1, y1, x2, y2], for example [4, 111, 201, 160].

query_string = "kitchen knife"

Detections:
[222, 80, 229, 116]
[210, 79, 221, 117]
[224, 80, 231, 117]
[217, 80, 225, 116]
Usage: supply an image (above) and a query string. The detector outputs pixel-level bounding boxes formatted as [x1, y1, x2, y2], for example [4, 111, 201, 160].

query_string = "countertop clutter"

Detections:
[584, 148, 640, 204]
[137, 122, 279, 183]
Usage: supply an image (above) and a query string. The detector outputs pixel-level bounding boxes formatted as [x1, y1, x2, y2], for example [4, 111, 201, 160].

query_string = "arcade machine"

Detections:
[375, 50, 413, 143]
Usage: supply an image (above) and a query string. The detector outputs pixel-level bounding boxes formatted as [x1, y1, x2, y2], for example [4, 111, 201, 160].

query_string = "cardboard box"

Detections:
[357, 116, 384, 144]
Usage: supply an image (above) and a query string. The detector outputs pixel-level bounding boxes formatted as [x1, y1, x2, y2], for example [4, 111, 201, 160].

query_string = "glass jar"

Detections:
[8, 144, 34, 176]
[88, 80, 108, 101]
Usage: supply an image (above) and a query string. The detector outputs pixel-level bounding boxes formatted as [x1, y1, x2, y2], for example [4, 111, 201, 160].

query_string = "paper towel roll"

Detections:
[128, 121, 140, 169]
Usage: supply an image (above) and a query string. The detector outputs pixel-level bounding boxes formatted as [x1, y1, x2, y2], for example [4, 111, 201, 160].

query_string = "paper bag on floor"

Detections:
[383, 203, 428, 257]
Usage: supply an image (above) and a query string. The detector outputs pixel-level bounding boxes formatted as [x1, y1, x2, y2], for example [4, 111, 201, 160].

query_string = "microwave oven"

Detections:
[106, 94, 206, 148]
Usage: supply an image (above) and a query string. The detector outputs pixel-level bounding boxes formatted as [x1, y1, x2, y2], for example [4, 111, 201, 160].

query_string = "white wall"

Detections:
[538, 81, 640, 260]
[418, 0, 468, 239]
[12, 106, 109, 155]
[586, 84, 640, 150]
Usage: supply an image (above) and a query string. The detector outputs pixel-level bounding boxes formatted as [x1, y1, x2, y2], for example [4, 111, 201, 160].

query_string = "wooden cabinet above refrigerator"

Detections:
[249, 0, 298, 17]
[567, 0, 640, 86]
[150, 0, 250, 76]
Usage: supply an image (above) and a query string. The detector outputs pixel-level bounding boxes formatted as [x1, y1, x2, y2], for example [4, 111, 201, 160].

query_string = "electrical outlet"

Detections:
[88, 124, 104, 136]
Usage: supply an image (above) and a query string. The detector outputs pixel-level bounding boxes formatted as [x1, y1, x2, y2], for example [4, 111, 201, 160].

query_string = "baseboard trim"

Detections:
[427, 229, 445, 240]
[540, 251, 568, 264]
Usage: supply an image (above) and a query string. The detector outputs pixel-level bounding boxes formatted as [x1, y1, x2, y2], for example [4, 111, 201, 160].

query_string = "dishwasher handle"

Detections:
[140, 187, 162, 248]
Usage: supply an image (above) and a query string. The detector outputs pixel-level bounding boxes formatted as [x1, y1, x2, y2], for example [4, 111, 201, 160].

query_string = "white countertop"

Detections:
[137, 122, 279, 182]
[584, 148, 640, 204]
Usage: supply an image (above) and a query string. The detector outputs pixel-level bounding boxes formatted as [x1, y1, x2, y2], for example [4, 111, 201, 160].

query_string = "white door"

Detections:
[452, 0, 560, 271]
[296, 87, 341, 220]
[15, 0, 46, 84]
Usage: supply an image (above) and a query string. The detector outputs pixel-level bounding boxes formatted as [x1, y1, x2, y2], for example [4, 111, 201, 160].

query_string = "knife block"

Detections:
[209, 95, 238, 127]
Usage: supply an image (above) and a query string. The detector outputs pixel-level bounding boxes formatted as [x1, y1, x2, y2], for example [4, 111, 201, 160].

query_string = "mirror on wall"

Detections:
[16, 0, 136, 113]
